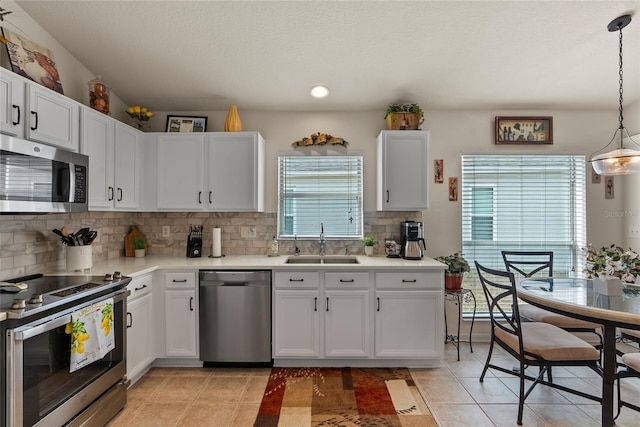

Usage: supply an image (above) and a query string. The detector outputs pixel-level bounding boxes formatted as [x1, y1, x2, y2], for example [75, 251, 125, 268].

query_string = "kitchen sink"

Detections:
[285, 256, 359, 264]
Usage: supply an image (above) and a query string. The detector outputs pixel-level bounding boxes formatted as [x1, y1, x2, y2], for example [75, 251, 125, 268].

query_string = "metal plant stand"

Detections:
[444, 288, 476, 361]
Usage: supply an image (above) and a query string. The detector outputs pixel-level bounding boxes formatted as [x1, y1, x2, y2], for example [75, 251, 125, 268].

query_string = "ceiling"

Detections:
[12, 0, 640, 113]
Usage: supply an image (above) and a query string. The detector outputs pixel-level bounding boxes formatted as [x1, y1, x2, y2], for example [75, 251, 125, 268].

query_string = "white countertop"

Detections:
[65, 254, 447, 277]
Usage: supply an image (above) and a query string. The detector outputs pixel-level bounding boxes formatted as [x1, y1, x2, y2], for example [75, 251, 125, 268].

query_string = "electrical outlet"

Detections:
[241, 226, 257, 238]
[162, 226, 171, 238]
[630, 225, 640, 238]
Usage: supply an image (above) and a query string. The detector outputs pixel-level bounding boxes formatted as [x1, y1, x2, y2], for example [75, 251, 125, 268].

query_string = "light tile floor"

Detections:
[108, 342, 640, 426]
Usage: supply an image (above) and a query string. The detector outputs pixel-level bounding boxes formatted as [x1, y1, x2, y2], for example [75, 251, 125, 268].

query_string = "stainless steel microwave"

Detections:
[1, 135, 88, 214]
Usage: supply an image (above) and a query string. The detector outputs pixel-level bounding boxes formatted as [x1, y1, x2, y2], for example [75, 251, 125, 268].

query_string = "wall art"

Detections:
[2, 27, 64, 94]
[448, 177, 458, 201]
[495, 116, 553, 144]
[605, 176, 614, 199]
[591, 167, 602, 184]
[165, 115, 208, 133]
[434, 159, 443, 183]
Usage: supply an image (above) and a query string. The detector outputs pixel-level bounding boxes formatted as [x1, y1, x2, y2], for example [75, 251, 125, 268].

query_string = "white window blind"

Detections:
[461, 155, 586, 312]
[278, 155, 363, 239]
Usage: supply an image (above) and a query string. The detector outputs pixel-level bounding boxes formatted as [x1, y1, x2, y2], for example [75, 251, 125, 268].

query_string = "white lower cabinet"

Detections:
[126, 274, 154, 384]
[163, 272, 198, 358]
[324, 290, 370, 357]
[273, 290, 320, 357]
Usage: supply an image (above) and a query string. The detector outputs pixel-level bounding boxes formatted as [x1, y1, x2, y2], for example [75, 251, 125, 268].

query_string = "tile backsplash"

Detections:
[0, 211, 420, 280]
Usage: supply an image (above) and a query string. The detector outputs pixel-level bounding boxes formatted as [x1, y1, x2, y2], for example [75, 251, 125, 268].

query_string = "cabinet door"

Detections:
[81, 108, 114, 209]
[26, 84, 79, 151]
[207, 133, 264, 211]
[377, 131, 428, 210]
[375, 290, 443, 358]
[127, 292, 153, 384]
[273, 290, 320, 357]
[156, 134, 205, 210]
[164, 289, 197, 357]
[114, 123, 141, 210]
[324, 290, 370, 357]
[0, 70, 25, 137]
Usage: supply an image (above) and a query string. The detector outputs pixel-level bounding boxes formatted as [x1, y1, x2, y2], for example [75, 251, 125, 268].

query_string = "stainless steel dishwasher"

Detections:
[198, 270, 272, 366]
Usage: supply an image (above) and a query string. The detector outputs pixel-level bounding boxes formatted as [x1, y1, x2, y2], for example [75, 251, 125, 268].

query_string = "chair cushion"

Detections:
[519, 304, 601, 329]
[495, 322, 600, 361]
[620, 328, 640, 340]
[622, 353, 640, 372]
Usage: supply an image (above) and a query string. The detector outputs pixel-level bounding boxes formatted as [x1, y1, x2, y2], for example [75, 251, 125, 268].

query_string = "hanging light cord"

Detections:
[617, 22, 624, 131]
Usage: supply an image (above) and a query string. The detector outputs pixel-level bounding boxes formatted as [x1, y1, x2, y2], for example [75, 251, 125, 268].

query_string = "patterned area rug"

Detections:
[254, 367, 438, 426]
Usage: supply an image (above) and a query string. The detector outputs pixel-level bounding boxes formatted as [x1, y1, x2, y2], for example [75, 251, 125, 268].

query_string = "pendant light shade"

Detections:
[589, 15, 640, 176]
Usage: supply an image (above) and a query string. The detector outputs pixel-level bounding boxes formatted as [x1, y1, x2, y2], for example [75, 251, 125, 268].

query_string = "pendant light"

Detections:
[589, 15, 640, 176]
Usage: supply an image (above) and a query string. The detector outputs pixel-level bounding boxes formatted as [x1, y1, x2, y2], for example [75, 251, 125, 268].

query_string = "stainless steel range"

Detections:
[1, 273, 131, 427]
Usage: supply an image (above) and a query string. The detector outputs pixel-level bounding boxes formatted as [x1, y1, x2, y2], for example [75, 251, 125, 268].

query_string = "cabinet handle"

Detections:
[30, 111, 38, 130]
[12, 105, 20, 125]
[402, 279, 417, 283]
[189, 297, 194, 311]
[126, 312, 132, 328]
[314, 297, 317, 311]
[339, 279, 354, 283]
[386, 190, 390, 203]
[117, 188, 123, 201]
[326, 297, 329, 311]
[209, 191, 212, 204]
[198, 191, 202, 204]
[289, 278, 304, 282]
[134, 284, 147, 291]
[108, 186, 114, 201]
[377, 297, 381, 311]
[173, 279, 187, 283]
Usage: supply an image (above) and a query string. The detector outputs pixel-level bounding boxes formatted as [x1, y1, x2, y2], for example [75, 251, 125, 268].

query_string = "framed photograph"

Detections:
[434, 159, 443, 183]
[495, 116, 553, 144]
[165, 115, 208, 133]
[1, 28, 64, 94]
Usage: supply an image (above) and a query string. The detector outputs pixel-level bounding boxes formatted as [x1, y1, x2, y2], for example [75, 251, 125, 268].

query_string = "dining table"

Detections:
[517, 277, 640, 427]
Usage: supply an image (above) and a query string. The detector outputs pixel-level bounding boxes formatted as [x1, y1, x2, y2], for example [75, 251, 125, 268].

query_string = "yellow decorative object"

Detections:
[292, 132, 349, 148]
[224, 105, 242, 132]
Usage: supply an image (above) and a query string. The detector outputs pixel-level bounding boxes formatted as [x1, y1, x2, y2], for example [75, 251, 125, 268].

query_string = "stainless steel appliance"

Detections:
[401, 220, 426, 260]
[0, 135, 88, 214]
[1, 273, 131, 427]
[198, 270, 272, 366]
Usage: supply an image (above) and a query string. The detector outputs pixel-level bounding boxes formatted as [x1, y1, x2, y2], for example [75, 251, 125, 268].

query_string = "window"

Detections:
[278, 154, 363, 239]
[461, 155, 586, 314]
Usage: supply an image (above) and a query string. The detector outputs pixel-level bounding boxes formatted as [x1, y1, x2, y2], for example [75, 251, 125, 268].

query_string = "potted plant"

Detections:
[133, 238, 146, 258]
[436, 252, 470, 291]
[385, 103, 424, 130]
[584, 244, 640, 294]
[362, 235, 379, 256]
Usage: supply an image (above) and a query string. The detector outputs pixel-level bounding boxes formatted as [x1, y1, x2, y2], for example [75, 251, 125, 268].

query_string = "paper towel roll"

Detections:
[212, 227, 222, 257]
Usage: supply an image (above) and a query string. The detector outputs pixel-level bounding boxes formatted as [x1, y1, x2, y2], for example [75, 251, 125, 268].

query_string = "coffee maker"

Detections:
[401, 221, 426, 260]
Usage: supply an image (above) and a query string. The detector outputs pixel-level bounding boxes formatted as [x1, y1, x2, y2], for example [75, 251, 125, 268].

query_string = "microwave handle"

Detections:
[68, 163, 76, 202]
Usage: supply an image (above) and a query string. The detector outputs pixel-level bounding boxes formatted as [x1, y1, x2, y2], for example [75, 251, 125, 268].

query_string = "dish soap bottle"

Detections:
[269, 235, 279, 257]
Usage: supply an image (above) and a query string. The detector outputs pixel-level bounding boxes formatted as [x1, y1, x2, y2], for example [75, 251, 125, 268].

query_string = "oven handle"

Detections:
[13, 290, 128, 341]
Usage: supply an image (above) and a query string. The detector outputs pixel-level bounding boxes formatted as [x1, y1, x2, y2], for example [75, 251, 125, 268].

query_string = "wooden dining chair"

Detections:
[475, 261, 601, 425]
[501, 250, 603, 354]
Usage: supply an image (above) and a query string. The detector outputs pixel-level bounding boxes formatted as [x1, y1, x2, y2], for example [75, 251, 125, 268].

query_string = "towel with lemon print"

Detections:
[67, 298, 115, 373]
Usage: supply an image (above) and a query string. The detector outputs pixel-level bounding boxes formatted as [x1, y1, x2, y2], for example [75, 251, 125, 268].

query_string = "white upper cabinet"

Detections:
[81, 107, 142, 210]
[207, 132, 264, 211]
[154, 132, 264, 212]
[377, 130, 429, 211]
[1, 70, 80, 151]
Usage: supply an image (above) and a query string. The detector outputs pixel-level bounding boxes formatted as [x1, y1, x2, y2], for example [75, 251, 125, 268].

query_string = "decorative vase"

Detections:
[224, 105, 242, 132]
[592, 277, 623, 296]
[88, 75, 110, 115]
[365, 246, 374, 256]
[386, 112, 422, 130]
[134, 248, 145, 258]
[444, 273, 463, 292]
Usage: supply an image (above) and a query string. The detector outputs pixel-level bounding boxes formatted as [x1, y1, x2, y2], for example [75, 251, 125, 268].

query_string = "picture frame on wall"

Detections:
[1, 27, 64, 94]
[165, 115, 208, 133]
[495, 116, 553, 144]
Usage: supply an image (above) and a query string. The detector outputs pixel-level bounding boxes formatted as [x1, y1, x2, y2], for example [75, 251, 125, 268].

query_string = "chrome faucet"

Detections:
[319, 223, 326, 256]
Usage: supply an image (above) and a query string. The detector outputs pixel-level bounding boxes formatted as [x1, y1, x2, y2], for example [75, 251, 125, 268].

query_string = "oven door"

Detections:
[6, 290, 127, 427]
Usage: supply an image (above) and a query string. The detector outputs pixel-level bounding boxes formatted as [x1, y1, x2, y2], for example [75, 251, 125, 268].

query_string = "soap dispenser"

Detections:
[269, 235, 279, 257]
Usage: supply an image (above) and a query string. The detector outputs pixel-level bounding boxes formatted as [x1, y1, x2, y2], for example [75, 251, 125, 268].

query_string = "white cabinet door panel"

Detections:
[324, 290, 370, 357]
[156, 134, 205, 210]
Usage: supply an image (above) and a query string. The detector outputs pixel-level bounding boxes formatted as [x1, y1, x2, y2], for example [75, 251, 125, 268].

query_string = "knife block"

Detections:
[186, 238, 202, 258]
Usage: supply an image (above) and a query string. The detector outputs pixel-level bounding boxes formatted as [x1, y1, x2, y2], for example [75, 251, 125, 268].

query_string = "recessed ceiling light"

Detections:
[310, 85, 329, 98]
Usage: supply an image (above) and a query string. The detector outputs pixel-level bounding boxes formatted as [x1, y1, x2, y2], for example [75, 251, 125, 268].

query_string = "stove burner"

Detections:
[50, 282, 102, 298]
